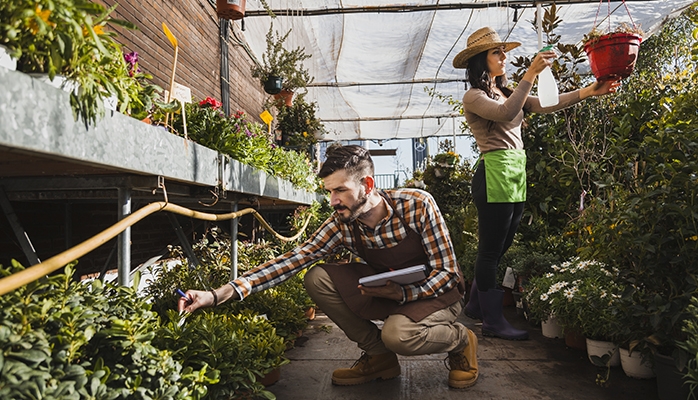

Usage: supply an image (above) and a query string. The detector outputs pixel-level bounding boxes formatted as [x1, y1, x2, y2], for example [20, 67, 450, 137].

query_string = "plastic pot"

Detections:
[264, 75, 283, 95]
[653, 352, 690, 400]
[583, 33, 642, 81]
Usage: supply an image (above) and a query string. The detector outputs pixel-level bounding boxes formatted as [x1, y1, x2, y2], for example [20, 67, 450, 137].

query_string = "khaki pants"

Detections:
[304, 266, 470, 356]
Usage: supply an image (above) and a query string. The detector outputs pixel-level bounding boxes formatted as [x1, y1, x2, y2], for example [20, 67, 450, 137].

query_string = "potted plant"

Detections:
[251, 24, 312, 100]
[276, 93, 322, 151]
[583, 23, 644, 81]
[216, 0, 246, 20]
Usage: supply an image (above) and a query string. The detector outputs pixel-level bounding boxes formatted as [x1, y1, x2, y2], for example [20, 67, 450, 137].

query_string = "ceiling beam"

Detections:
[321, 113, 463, 122]
[307, 78, 466, 88]
[244, 0, 656, 17]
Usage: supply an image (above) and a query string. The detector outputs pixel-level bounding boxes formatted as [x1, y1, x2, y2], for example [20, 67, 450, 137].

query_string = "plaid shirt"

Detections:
[230, 188, 460, 304]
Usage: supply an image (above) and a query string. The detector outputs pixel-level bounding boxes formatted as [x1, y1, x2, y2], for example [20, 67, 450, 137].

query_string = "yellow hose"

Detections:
[0, 201, 311, 296]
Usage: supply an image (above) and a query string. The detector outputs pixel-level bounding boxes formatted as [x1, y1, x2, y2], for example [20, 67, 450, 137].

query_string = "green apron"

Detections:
[482, 149, 527, 203]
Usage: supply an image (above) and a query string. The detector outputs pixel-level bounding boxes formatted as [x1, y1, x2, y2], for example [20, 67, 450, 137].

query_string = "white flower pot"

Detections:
[620, 348, 655, 379]
[586, 338, 620, 367]
[541, 315, 563, 339]
[0, 44, 17, 71]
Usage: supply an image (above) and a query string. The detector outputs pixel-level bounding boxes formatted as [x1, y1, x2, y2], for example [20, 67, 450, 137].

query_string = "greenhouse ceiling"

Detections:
[240, 0, 696, 141]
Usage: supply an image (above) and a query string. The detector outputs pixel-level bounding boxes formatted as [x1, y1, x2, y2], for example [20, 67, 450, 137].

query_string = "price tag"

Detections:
[172, 82, 192, 104]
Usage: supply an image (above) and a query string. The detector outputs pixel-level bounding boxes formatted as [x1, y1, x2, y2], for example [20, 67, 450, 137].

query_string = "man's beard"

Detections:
[335, 192, 368, 223]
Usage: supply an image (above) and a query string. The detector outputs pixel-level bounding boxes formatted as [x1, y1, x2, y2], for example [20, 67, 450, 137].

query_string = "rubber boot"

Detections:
[479, 289, 529, 340]
[463, 279, 482, 320]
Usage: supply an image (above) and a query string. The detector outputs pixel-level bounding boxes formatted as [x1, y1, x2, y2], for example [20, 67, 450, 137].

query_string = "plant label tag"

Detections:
[502, 267, 516, 289]
[172, 83, 192, 104]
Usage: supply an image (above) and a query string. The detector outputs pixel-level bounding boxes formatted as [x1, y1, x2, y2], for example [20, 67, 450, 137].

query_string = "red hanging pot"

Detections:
[584, 33, 642, 81]
[216, 0, 246, 20]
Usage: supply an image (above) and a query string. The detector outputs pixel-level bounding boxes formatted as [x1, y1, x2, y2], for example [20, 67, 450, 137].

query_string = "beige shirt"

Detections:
[462, 80, 582, 154]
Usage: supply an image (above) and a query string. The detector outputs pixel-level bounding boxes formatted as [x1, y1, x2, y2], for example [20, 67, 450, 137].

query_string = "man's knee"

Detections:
[381, 316, 421, 355]
[304, 266, 331, 299]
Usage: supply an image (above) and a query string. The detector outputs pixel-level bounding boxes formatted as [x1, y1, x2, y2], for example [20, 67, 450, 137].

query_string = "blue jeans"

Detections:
[471, 161, 524, 291]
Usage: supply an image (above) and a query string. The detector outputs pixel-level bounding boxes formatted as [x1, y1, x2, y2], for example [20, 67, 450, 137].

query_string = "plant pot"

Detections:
[564, 329, 587, 351]
[264, 75, 283, 95]
[620, 348, 655, 379]
[274, 89, 294, 107]
[583, 33, 642, 81]
[0, 44, 17, 71]
[502, 286, 515, 307]
[216, 0, 245, 20]
[653, 352, 690, 400]
[260, 367, 281, 387]
[304, 306, 316, 321]
[586, 338, 620, 367]
[541, 315, 563, 339]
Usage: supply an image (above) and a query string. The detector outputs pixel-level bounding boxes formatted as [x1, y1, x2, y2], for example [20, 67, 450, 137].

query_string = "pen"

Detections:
[176, 288, 192, 304]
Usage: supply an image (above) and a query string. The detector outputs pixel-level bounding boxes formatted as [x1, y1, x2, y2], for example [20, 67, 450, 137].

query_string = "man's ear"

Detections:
[362, 176, 375, 194]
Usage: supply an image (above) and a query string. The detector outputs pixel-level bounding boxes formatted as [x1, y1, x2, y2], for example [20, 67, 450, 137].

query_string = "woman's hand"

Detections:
[358, 281, 404, 301]
[522, 50, 557, 83]
[580, 79, 621, 99]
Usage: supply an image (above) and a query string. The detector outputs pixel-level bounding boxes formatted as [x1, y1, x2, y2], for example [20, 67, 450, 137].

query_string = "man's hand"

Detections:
[177, 285, 240, 313]
[358, 281, 404, 301]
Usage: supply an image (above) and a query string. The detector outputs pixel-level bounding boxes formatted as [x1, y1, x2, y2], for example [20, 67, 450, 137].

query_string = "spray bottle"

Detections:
[537, 44, 559, 107]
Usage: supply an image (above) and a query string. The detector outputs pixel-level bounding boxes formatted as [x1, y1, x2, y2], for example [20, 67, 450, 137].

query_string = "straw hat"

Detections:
[453, 27, 521, 69]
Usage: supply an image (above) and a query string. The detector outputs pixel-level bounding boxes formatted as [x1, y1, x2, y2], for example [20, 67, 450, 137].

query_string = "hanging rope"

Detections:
[0, 201, 313, 296]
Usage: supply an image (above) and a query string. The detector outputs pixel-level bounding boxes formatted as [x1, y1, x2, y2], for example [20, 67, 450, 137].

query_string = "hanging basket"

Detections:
[216, 0, 245, 21]
[264, 75, 283, 95]
[584, 32, 642, 81]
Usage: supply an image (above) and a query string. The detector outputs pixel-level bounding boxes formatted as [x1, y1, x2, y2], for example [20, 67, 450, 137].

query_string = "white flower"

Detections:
[600, 291, 607, 298]
[545, 272, 554, 278]
[564, 286, 578, 299]
[540, 293, 549, 301]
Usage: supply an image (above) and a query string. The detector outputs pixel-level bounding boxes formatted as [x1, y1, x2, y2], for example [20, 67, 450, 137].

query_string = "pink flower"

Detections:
[199, 97, 222, 109]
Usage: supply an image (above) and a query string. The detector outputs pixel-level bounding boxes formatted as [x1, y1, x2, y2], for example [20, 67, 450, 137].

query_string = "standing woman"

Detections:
[452, 27, 619, 340]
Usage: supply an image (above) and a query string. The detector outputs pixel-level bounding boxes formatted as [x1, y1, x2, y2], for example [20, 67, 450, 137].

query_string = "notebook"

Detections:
[358, 265, 428, 287]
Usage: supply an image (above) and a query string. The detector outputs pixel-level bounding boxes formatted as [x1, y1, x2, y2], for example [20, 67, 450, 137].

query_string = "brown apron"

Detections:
[320, 192, 465, 322]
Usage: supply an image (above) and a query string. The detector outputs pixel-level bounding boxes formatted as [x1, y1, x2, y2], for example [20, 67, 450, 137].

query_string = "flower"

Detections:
[29, 6, 53, 35]
[124, 51, 141, 76]
[199, 97, 222, 109]
[525, 257, 624, 340]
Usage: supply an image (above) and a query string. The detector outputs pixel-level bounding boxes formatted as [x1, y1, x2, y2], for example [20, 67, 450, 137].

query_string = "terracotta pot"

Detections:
[304, 306, 316, 321]
[216, 0, 245, 20]
[564, 329, 587, 351]
[583, 33, 642, 81]
[273, 89, 294, 107]
[260, 367, 281, 387]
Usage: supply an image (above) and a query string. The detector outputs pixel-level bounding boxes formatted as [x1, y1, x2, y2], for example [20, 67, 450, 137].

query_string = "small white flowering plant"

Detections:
[525, 258, 623, 339]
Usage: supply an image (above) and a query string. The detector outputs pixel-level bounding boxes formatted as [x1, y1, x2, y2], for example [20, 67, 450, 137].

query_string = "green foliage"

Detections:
[678, 297, 698, 398]
[157, 310, 286, 400]
[172, 102, 320, 192]
[524, 258, 624, 342]
[277, 93, 322, 151]
[0, 260, 215, 399]
[250, 23, 312, 92]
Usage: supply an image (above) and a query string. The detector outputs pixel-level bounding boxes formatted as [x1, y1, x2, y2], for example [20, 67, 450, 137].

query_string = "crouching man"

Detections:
[179, 144, 478, 389]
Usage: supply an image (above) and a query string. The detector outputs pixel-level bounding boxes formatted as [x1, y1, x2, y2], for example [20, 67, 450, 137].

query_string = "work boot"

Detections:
[479, 289, 529, 340]
[464, 279, 482, 320]
[332, 352, 401, 386]
[446, 328, 479, 389]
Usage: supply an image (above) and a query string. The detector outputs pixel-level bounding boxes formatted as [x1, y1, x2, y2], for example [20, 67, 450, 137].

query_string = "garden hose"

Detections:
[0, 201, 312, 296]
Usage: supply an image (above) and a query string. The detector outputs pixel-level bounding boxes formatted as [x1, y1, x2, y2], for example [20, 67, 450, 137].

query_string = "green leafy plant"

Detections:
[277, 93, 322, 151]
[678, 297, 698, 398]
[0, 260, 216, 399]
[251, 23, 312, 93]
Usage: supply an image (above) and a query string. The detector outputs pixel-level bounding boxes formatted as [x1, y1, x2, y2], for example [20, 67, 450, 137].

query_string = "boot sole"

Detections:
[448, 372, 479, 389]
[331, 365, 401, 386]
[463, 311, 482, 321]
[482, 330, 529, 341]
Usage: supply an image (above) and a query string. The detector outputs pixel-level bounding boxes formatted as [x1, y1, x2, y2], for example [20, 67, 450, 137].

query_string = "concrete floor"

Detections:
[268, 307, 659, 400]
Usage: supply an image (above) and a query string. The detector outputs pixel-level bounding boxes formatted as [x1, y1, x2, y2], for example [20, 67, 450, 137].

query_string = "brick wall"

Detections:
[101, 0, 267, 121]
